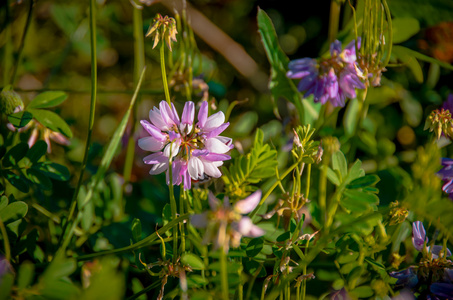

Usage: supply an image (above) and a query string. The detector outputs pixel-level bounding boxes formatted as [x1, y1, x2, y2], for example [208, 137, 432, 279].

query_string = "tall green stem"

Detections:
[168, 153, 178, 263]
[220, 247, 229, 300]
[64, 0, 97, 234]
[160, 43, 171, 105]
[328, 0, 341, 43]
[3, 0, 12, 86]
[318, 165, 327, 223]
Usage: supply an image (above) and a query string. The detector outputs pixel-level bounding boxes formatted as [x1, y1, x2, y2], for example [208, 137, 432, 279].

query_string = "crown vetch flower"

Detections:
[412, 221, 451, 258]
[190, 190, 265, 252]
[287, 39, 366, 107]
[437, 158, 453, 199]
[139, 100, 233, 190]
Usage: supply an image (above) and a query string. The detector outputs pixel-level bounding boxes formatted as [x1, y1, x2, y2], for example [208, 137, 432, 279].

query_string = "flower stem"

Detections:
[11, 0, 34, 87]
[160, 42, 171, 105]
[220, 247, 230, 300]
[318, 165, 327, 224]
[0, 217, 11, 261]
[168, 151, 178, 263]
[64, 0, 97, 239]
[328, 0, 341, 43]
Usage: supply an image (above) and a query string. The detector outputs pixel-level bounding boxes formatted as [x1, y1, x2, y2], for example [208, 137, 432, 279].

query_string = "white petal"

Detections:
[205, 138, 231, 154]
[149, 161, 168, 175]
[138, 137, 166, 152]
[188, 156, 204, 180]
[202, 160, 222, 178]
[235, 190, 262, 214]
[203, 111, 225, 132]
[163, 141, 180, 158]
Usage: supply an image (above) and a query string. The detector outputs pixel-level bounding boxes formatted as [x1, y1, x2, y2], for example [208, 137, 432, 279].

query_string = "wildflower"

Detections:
[7, 119, 70, 153]
[138, 100, 233, 190]
[437, 158, 453, 199]
[412, 221, 451, 258]
[190, 190, 265, 252]
[287, 39, 366, 107]
[424, 108, 453, 139]
[145, 14, 178, 51]
[390, 267, 419, 288]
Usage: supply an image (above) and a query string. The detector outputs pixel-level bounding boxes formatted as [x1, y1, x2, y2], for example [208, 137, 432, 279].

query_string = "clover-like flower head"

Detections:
[138, 100, 233, 190]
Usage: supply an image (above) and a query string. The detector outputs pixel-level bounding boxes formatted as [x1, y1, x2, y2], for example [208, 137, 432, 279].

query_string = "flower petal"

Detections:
[412, 221, 427, 252]
[138, 136, 166, 152]
[205, 137, 231, 154]
[191, 213, 208, 228]
[197, 101, 208, 128]
[208, 191, 220, 211]
[235, 190, 262, 214]
[140, 120, 167, 141]
[203, 111, 225, 132]
[188, 156, 204, 180]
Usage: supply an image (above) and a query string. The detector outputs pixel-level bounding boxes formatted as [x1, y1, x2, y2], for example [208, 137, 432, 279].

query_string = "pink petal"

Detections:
[149, 107, 168, 130]
[205, 122, 229, 139]
[143, 152, 167, 164]
[197, 101, 208, 128]
[235, 217, 264, 237]
[149, 161, 168, 175]
[235, 190, 262, 214]
[140, 120, 167, 141]
[163, 141, 180, 158]
[208, 191, 220, 211]
[138, 136, 166, 152]
[159, 101, 179, 128]
[181, 101, 195, 126]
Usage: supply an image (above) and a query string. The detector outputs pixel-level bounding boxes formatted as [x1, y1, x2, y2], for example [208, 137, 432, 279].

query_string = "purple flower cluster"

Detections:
[138, 100, 233, 190]
[437, 158, 453, 200]
[287, 39, 366, 107]
[390, 222, 453, 299]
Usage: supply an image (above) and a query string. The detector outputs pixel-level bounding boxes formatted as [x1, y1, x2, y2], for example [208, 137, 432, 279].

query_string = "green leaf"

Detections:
[257, 8, 306, 123]
[346, 160, 364, 183]
[28, 108, 73, 138]
[4, 171, 29, 193]
[244, 260, 267, 277]
[276, 231, 291, 242]
[32, 162, 70, 181]
[347, 174, 380, 189]
[26, 140, 48, 163]
[181, 253, 205, 270]
[0, 201, 28, 225]
[0, 273, 14, 300]
[28, 91, 68, 109]
[392, 46, 424, 83]
[344, 189, 379, 204]
[17, 261, 35, 291]
[79, 68, 145, 210]
[7, 111, 33, 129]
[392, 18, 420, 44]
[0, 196, 8, 210]
[343, 98, 360, 137]
[26, 169, 52, 190]
[326, 167, 341, 186]
[131, 218, 142, 243]
[246, 237, 264, 257]
[332, 151, 348, 180]
[2, 143, 28, 168]
[364, 257, 385, 270]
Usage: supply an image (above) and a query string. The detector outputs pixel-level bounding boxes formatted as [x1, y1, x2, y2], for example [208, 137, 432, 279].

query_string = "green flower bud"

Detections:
[0, 86, 24, 115]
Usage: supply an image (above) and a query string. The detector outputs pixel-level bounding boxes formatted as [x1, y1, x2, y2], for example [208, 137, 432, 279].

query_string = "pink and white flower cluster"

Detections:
[138, 100, 233, 189]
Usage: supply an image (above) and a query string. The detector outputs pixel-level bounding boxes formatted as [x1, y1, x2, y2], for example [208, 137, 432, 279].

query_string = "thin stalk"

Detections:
[381, 0, 393, 67]
[121, 5, 146, 220]
[168, 151, 178, 263]
[250, 157, 304, 218]
[220, 247, 230, 300]
[160, 42, 171, 105]
[328, 0, 341, 43]
[0, 217, 11, 261]
[65, 0, 97, 228]
[318, 164, 327, 223]
[179, 188, 186, 254]
[3, 0, 12, 86]
[305, 164, 311, 199]
[11, 0, 34, 87]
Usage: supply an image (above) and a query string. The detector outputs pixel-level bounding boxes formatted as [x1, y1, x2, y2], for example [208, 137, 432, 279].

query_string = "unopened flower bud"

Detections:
[146, 14, 178, 51]
[424, 108, 453, 139]
[0, 87, 24, 115]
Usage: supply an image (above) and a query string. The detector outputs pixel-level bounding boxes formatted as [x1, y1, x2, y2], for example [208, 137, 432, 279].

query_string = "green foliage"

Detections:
[223, 128, 278, 197]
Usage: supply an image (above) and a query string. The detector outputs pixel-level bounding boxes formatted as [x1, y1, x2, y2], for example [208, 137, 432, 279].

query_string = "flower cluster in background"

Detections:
[138, 100, 233, 190]
[390, 221, 453, 299]
[286, 39, 366, 107]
